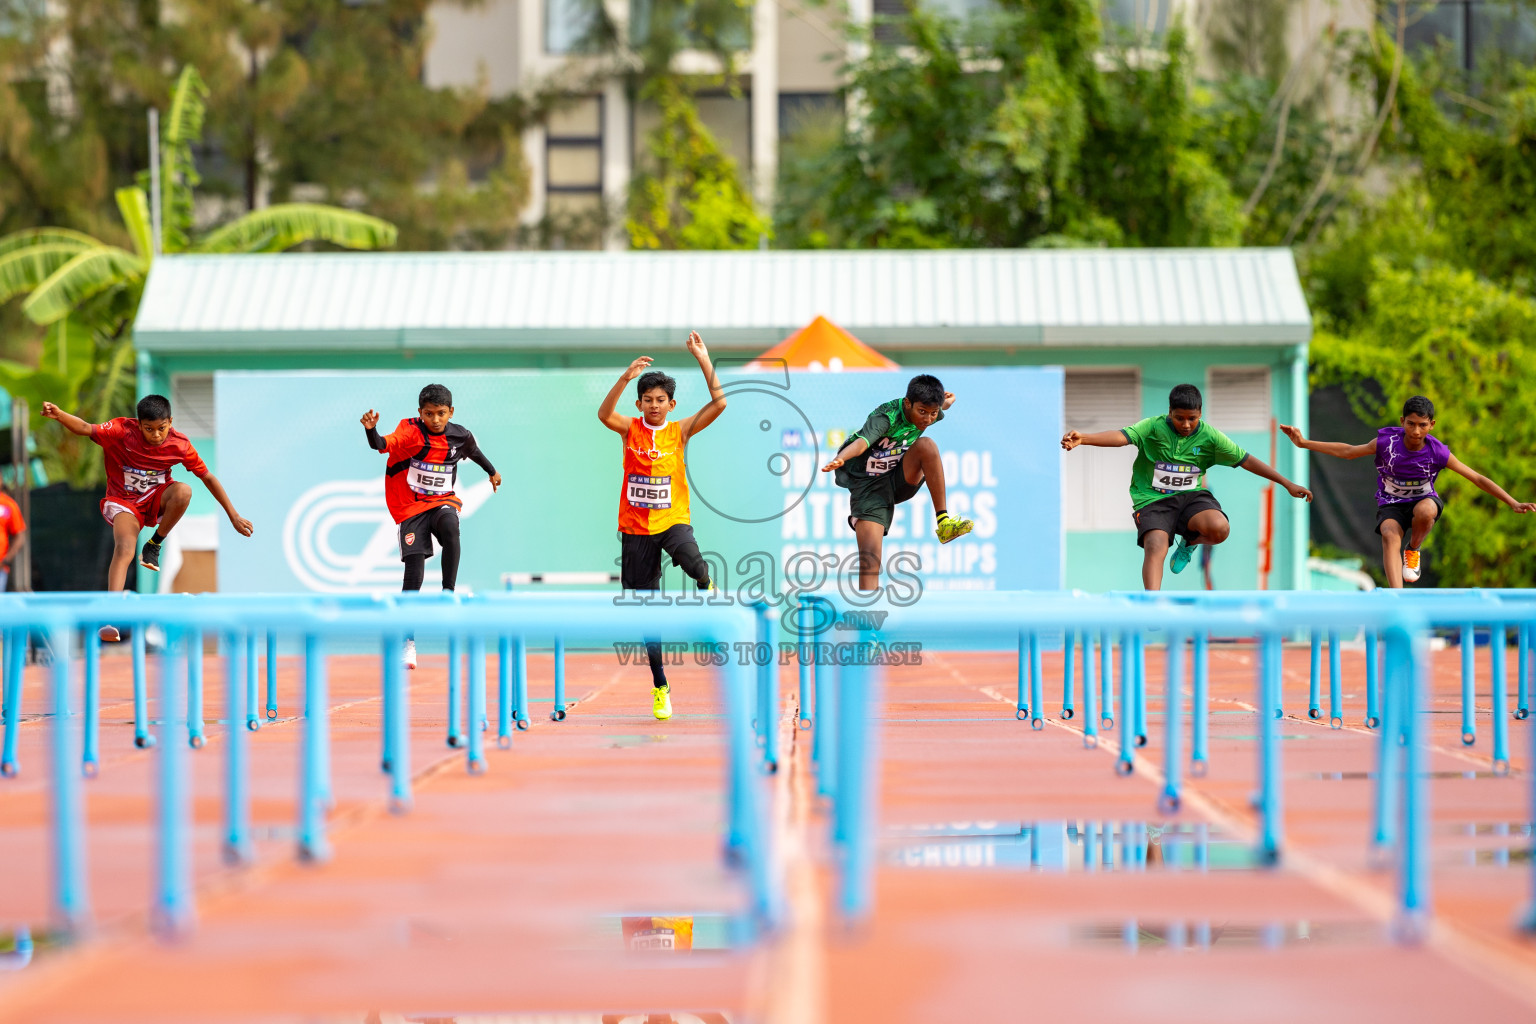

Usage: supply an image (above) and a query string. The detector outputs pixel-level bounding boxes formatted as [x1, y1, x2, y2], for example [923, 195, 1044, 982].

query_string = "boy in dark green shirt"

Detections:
[822, 374, 974, 591]
[1062, 383, 1312, 590]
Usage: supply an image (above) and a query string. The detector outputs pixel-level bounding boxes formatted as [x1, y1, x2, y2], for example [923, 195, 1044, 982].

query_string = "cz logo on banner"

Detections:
[281, 478, 495, 592]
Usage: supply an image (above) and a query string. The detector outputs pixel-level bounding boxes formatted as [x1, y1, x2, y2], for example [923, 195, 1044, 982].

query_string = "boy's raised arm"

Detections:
[599, 357, 651, 434]
[1061, 429, 1130, 451]
[1279, 424, 1376, 460]
[1240, 454, 1314, 502]
[680, 332, 726, 439]
[1445, 453, 1536, 513]
[40, 402, 93, 438]
[822, 437, 868, 472]
[360, 409, 388, 451]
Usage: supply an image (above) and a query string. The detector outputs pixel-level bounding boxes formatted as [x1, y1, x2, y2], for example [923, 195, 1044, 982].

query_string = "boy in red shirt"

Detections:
[0, 489, 25, 591]
[42, 395, 254, 640]
[361, 383, 501, 669]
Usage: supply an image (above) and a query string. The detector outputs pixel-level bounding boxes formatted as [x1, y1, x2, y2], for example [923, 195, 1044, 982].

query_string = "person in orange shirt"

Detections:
[0, 489, 25, 592]
[597, 331, 726, 720]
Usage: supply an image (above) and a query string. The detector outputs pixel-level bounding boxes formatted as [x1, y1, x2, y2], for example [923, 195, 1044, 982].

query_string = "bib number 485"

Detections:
[1153, 462, 1201, 493]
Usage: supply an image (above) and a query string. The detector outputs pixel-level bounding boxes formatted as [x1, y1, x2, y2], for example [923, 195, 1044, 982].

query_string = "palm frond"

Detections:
[0, 228, 99, 259]
[161, 66, 209, 253]
[164, 66, 209, 148]
[0, 243, 95, 306]
[116, 187, 155, 262]
[20, 247, 146, 325]
[86, 333, 138, 423]
[197, 203, 398, 253]
[40, 317, 97, 389]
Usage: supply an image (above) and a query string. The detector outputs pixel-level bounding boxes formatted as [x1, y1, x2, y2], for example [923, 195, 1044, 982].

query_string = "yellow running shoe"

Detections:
[936, 514, 975, 544]
[653, 683, 673, 721]
[1403, 549, 1422, 583]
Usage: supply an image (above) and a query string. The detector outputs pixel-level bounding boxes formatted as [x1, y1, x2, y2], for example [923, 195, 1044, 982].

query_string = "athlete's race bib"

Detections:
[626, 473, 672, 509]
[866, 443, 908, 477]
[1383, 475, 1432, 499]
[1152, 462, 1202, 494]
[122, 465, 168, 495]
[407, 459, 455, 497]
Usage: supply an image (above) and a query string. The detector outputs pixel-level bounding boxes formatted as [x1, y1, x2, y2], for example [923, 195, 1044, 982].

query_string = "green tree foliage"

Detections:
[775, 0, 1243, 249]
[626, 78, 770, 250]
[0, 66, 396, 487]
[0, 0, 531, 253]
[1199, 0, 1296, 84]
[1310, 264, 1536, 585]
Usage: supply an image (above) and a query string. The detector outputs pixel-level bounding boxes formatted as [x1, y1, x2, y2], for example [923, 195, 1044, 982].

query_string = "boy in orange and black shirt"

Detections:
[362, 383, 501, 668]
[0, 487, 24, 592]
[597, 331, 726, 720]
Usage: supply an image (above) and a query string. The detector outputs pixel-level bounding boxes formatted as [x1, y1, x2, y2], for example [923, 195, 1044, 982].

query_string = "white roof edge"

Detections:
[136, 248, 1312, 343]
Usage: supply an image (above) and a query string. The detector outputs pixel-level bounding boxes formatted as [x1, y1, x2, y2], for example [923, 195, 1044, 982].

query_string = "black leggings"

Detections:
[402, 515, 462, 592]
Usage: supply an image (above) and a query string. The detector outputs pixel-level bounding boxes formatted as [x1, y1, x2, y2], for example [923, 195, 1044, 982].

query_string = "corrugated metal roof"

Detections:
[134, 248, 1311, 351]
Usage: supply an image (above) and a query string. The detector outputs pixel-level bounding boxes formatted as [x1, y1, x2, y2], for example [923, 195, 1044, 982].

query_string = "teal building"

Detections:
[133, 248, 1312, 592]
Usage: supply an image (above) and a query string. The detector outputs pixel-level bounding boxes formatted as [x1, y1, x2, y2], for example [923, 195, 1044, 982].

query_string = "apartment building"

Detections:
[418, 0, 1362, 240]
[423, 0, 842, 244]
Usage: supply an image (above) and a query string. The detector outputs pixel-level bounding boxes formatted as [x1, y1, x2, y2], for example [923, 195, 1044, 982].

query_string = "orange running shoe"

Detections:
[1403, 549, 1422, 583]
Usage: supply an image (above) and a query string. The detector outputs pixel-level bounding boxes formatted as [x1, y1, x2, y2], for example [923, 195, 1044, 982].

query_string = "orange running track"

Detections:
[1, 639, 1534, 1022]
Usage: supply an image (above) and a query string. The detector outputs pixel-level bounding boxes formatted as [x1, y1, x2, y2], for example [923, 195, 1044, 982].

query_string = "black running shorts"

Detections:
[398, 505, 459, 561]
[1132, 491, 1226, 548]
[1375, 495, 1443, 536]
[620, 524, 711, 591]
[840, 471, 923, 535]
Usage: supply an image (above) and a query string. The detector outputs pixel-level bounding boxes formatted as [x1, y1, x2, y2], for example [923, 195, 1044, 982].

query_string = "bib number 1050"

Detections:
[627, 474, 672, 509]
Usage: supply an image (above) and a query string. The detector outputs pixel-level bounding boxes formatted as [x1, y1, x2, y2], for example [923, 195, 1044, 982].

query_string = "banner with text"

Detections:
[214, 366, 1063, 595]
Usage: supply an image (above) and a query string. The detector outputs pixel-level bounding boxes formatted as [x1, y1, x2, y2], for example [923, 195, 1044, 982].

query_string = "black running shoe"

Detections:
[139, 540, 162, 572]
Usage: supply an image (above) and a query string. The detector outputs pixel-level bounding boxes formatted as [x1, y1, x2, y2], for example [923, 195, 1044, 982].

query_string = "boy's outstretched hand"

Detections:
[623, 356, 654, 382]
[41, 402, 62, 420]
[230, 513, 254, 537]
[489, 472, 503, 492]
[1512, 502, 1536, 513]
[686, 331, 708, 360]
[360, 410, 379, 429]
[1060, 430, 1085, 451]
[1286, 482, 1315, 502]
[821, 456, 845, 472]
[1278, 423, 1305, 446]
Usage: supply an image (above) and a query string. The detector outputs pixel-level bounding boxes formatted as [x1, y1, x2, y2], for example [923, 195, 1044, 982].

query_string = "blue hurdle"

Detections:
[4, 592, 781, 941]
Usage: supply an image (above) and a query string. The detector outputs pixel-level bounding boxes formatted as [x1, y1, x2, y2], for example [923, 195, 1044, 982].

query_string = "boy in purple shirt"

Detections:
[1282, 396, 1533, 587]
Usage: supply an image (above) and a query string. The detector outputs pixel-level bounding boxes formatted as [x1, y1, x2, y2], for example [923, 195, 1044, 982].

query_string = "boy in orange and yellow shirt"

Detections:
[597, 331, 726, 720]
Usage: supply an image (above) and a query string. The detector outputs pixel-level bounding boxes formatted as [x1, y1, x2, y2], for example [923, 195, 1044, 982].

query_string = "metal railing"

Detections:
[0, 592, 781, 939]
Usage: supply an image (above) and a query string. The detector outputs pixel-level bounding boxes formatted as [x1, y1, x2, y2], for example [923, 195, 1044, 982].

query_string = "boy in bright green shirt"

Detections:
[1062, 383, 1312, 590]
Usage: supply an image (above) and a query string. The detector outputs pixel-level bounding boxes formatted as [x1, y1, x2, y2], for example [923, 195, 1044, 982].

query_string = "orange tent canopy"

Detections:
[749, 315, 899, 371]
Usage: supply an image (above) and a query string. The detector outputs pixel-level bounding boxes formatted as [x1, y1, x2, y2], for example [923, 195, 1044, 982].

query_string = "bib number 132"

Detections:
[1153, 462, 1201, 493]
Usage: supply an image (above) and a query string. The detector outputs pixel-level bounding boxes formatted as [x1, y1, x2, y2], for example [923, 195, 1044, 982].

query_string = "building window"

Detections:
[546, 95, 604, 222]
[1064, 369, 1140, 532]
[170, 375, 217, 440]
[1205, 366, 1272, 434]
[778, 92, 839, 141]
[628, 0, 751, 52]
[547, 0, 603, 54]
[1395, 1, 1536, 70]
[633, 90, 752, 172]
[1101, 0, 1168, 42]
